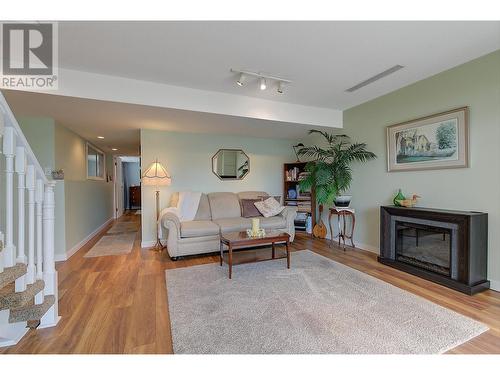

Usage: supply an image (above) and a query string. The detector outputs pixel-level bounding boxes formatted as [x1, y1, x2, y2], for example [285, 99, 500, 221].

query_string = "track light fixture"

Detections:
[277, 81, 284, 94]
[231, 68, 291, 94]
[236, 73, 245, 86]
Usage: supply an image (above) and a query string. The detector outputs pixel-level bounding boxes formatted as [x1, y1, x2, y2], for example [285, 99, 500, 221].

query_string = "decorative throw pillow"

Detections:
[254, 197, 286, 218]
[240, 199, 263, 218]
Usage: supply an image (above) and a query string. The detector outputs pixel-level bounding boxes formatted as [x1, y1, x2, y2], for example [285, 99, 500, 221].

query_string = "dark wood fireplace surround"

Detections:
[379, 206, 489, 295]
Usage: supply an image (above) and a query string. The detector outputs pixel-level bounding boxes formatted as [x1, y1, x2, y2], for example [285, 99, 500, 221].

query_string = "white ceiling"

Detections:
[4, 91, 333, 155]
[58, 21, 500, 110]
[4, 21, 500, 156]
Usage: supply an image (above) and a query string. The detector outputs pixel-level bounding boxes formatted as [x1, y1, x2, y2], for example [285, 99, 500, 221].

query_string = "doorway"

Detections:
[114, 156, 141, 218]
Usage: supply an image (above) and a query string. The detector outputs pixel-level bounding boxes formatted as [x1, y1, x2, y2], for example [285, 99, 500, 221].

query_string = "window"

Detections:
[86, 143, 105, 180]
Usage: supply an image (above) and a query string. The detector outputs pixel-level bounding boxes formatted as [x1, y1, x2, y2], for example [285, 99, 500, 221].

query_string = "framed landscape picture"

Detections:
[386, 107, 469, 172]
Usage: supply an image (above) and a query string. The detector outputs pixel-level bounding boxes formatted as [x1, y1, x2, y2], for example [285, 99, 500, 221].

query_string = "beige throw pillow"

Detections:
[254, 197, 285, 218]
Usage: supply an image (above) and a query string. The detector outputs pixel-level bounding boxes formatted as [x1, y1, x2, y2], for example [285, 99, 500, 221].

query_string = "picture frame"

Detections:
[386, 107, 469, 172]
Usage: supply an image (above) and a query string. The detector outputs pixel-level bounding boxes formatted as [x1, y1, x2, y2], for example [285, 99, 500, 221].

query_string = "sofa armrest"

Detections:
[161, 212, 182, 240]
[280, 206, 298, 241]
[280, 206, 298, 222]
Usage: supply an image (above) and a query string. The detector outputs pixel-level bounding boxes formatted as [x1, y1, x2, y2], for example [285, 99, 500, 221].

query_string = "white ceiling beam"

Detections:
[36, 68, 343, 128]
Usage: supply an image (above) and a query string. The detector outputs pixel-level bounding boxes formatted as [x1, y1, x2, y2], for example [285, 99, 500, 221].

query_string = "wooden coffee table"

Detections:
[219, 231, 291, 279]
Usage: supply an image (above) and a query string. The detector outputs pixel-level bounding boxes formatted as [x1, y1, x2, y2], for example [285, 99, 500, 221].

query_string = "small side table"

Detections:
[328, 207, 356, 251]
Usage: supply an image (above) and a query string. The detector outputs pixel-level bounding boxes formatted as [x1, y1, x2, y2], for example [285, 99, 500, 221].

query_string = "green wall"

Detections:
[17, 117, 114, 258]
[140, 129, 296, 245]
[54, 124, 114, 254]
[331, 50, 500, 289]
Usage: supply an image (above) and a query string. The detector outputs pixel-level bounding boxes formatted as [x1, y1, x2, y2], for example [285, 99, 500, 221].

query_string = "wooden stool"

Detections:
[328, 207, 356, 251]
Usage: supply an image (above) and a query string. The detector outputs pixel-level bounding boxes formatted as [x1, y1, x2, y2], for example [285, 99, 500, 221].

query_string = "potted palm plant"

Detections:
[298, 130, 376, 209]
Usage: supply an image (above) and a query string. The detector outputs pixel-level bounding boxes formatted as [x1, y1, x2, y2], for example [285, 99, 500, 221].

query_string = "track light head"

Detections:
[236, 73, 245, 86]
[277, 81, 284, 94]
[260, 77, 267, 91]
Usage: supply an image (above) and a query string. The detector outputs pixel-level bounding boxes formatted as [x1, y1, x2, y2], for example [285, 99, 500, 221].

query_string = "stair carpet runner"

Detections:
[0, 263, 55, 327]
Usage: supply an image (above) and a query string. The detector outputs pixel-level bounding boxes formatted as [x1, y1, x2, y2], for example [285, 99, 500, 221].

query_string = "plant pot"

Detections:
[334, 195, 352, 208]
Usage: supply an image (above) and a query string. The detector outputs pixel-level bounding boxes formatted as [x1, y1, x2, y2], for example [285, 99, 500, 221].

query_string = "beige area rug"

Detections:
[106, 221, 140, 234]
[84, 232, 137, 258]
[165, 250, 488, 354]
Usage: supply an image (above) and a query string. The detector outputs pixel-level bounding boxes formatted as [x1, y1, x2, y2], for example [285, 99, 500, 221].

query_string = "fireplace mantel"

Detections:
[378, 206, 489, 295]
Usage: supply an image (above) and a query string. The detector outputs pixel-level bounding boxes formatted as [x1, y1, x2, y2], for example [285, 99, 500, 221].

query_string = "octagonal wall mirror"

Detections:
[212, 149, 250, 180]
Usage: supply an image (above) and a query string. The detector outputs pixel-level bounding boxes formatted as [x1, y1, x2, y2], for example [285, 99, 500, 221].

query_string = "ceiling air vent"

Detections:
[346, 65, 404, 92]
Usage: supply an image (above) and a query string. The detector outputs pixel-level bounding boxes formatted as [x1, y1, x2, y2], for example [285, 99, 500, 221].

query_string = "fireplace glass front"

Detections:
[395, 221, 451, 276]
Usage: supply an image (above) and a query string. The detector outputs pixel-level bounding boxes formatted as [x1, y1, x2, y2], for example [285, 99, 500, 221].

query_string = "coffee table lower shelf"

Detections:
[219, 231, 291, 279]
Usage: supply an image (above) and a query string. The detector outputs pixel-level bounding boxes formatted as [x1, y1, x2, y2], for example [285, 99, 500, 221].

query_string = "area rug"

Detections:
[135, 210, 141, 215]
[106, 221, 140, 234]
[84, 232, 137, 258]
[165, 250, 488, 354]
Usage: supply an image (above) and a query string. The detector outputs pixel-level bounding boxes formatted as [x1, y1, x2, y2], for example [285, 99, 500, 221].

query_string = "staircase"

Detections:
[0, 92, 60, 347]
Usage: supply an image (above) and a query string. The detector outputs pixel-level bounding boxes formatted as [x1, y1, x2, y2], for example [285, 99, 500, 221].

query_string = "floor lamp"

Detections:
[142, 159, 171, 251]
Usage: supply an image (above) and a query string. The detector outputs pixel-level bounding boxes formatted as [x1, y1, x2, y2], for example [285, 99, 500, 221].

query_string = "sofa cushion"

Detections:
[213, 218, 252, 233]
[260, 216, 287, 229]
[180, 220, 220, 238]
[208, 192, 241, 220]
[240, 199, 263, 218]
[254, 197, 286, 218]
[194, 194, 211, 220]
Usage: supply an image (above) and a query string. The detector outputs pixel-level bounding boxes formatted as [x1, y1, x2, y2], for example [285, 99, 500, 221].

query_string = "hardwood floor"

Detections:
[2, 211, 500, 354]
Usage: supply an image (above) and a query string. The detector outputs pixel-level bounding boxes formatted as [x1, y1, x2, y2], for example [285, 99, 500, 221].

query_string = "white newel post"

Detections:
[34, 179, 44, 304]
[0, 113, 3, 273]
[15, 146, 27, 292]
[26, 165, 36, 284]
[40, 181, 59, 327]
[2, 127, 16, 268]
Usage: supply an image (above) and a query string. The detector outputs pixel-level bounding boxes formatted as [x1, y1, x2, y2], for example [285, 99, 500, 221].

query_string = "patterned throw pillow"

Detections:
[240, 199, 263, 218]
[254, 197, 286, 218]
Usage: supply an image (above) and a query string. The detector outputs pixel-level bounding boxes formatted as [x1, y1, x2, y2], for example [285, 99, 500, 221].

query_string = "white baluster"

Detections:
[14, 147, 27, 292]
[26, 165, 36, 284]
[2, 127, 16, 267]
[35, 179, 44, 305]
[43, 182, 56, 293]
[0, 232, 4, 273]
[40, 181, 59, 328]
[0, 113, 4, 274]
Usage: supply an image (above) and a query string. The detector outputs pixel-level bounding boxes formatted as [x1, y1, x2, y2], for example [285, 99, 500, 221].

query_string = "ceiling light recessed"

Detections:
[346, 65, 405, 92]
[112, 148, 118, 151]
[97, 136, 104, 139]
[236, 73, 245, 86]
[260, 78, 267, 91]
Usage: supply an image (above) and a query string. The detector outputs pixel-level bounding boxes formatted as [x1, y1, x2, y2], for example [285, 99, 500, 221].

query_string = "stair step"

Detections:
[0, 264, 27, 290]
[9, 295, 55, 323]
[0, 279, 45, 311]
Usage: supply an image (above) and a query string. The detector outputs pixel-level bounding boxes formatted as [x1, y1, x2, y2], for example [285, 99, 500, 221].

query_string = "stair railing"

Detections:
[0, 91, 59, 328]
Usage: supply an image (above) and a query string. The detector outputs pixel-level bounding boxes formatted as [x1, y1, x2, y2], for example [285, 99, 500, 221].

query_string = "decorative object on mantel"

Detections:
[396, 194, 421, 208]
[292, 143, 305, 162]
[386, 107, 469, 172]
[142, 159, 171, 251]
[392, 189, 420, 207]
[51, 169, 64, 180]
[393, 188, 406, 206]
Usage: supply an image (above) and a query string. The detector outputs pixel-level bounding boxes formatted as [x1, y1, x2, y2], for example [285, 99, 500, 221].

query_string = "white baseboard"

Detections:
[141, 240, 157, 248]
[489, 279, 500, 292]
[55, 217, 114, 262]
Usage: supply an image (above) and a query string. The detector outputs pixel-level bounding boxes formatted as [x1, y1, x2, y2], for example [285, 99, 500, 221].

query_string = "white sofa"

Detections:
[160, 191, 297, 259]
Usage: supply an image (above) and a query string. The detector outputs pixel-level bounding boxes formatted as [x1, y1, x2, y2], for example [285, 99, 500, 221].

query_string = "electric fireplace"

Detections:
[379, 206, 489, 295]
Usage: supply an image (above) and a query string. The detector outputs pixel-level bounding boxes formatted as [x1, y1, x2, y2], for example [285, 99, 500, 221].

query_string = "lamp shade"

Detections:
[142, 159, 171, 186]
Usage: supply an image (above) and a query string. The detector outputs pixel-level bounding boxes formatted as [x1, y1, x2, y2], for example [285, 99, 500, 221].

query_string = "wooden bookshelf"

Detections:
[283, 162, 316, 233]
